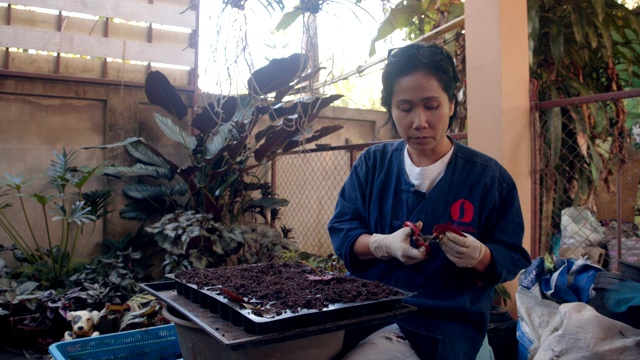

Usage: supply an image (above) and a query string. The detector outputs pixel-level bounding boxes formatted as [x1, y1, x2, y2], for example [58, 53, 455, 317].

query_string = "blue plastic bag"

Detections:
[524, 256, 603, 304]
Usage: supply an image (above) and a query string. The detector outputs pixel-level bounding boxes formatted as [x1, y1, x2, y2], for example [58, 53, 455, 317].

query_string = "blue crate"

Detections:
[49, 324, 182, 360]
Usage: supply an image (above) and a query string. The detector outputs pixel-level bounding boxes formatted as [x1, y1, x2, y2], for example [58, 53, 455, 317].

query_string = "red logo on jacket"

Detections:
[450, 199, 474, 223]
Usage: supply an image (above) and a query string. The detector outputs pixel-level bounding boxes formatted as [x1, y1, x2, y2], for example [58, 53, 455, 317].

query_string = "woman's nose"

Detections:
[412, 110, 430, 128]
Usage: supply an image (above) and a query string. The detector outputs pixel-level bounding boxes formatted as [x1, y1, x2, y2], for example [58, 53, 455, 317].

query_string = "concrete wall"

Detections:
[0, 75, 188, 266]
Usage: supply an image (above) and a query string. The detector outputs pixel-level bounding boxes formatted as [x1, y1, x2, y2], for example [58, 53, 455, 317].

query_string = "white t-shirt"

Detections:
[404, 144, 454, 193]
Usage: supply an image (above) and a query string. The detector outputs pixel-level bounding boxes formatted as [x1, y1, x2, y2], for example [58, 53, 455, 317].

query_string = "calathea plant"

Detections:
[89, 53, 343, 271]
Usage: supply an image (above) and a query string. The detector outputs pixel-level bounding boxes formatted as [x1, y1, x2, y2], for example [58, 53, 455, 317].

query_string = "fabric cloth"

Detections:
[342, 324, 495, 360]
[328, 138, 531, 359]
[533, 302, 640, 359]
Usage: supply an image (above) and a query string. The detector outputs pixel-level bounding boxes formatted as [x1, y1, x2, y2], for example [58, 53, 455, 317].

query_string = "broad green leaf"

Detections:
[205, 123, 234, 159]
[103, 163, 174, 180]
[593, 0, 605, 21]
[231, 94, 255, 124]
[544, 87, 562, 168]
[275, 8, 303, 31]
[125, 142, 169, 168]
[123, 183, 172, 200]
[549, 19, 565, 65]
[81, 137, 143, 150]
[15, 281, 39, 295]
[2, 174, 28, 189]
[369, 2, 422, 57]
[528, 0, 540, 43]
[245, 197, 289, 210]
[585, 25, 599, 49]
[119, 200, 163, 220]
[592, 14, 612, 57]
[214, 173, 239, 197]
[23, 193, 55, 206]
[154, 113, 197, 151]
[171, 183, 189, 197]
[570, 4, 586, 43]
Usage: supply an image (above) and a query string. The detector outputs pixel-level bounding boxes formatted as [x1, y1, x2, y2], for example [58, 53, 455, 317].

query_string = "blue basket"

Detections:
[49, 324, 182, 360]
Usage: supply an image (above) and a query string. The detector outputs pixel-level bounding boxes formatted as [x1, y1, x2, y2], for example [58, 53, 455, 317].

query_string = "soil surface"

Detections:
[174, 261, 405, 317]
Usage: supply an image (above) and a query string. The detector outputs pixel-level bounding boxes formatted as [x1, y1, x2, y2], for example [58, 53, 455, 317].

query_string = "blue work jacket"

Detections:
[328, 139, 531, 359]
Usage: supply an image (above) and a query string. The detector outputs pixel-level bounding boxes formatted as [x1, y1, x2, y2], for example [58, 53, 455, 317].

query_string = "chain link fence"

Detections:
[534, 91, 640, 270]
[273, 147, 358, 256]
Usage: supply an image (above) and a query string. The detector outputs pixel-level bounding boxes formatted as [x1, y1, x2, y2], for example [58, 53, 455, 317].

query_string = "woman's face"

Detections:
[391, 70, 454, 166]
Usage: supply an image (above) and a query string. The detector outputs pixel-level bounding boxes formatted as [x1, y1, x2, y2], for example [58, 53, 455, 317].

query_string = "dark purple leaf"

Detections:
[247, 54, 308, 96]
[191, 96, 238, 135]
[144, 71, 188, 120]
[281, 125, 344, 153]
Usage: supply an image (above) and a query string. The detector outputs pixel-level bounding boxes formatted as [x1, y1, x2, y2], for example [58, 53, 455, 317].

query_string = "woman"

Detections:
[328, 42, 531, 359]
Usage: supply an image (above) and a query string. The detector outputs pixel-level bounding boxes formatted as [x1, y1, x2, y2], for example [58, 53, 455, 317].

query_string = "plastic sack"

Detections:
[515, 256, 604, 359]
[520, 256, 603, 304]
[560, 206, 605, 248]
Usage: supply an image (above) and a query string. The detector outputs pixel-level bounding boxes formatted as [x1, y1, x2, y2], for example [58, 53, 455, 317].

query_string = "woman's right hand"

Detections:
[369, 227, 427, 265]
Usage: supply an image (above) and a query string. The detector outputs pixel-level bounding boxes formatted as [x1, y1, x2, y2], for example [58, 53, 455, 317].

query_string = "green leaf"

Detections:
[119, 200, 164, 220]
[585, 24, 599, 49]
[24, 193, 55, 206]
[1, 174, 28, 190]
[369, 2, 422, 57]
[592, 13, 612, 57]
[122, 183, 172, 200]
[15, 281, 39, 295]
[569, 4, 586, 43]
[205, 124, 235, 159]
[245, 197, 289, 210]
[545, 88, 563, 167]
[527, 0, 540, 43]
[274, 9, 303, 31]
[82, 137, 143, 150]
[214, 173, 239, 197]
[103, 163, 174, 180]
[593, 0, 605, 21]
[52, 201, 97, 225]
[125, 142, 170, 168]
[154, 113, 197, 151]
[549, 19, 565, 64]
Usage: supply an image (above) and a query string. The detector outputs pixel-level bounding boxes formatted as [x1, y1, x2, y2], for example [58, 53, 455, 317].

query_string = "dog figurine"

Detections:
[63, 310, 101, 341]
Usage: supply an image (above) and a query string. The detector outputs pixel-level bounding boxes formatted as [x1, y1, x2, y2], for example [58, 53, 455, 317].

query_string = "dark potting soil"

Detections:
[173, 261, 405, 318]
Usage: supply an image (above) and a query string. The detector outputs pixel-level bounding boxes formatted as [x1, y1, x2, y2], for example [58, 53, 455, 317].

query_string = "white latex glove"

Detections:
[440, 231, 486, 267]
[369, 227, 427, 265]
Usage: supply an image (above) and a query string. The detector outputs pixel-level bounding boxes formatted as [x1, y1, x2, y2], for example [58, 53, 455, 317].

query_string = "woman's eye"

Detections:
[424, 102, 439, 110]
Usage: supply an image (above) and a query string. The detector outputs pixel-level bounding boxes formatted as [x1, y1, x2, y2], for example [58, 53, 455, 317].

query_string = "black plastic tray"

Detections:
[166, 273, 413, 335]
[141, 282, 416, 350]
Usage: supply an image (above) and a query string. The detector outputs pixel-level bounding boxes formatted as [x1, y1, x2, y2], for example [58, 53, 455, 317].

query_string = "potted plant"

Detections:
[87, 53, 344, 272]
[0, 149, 114, 351]
[0, 148, 112, 290]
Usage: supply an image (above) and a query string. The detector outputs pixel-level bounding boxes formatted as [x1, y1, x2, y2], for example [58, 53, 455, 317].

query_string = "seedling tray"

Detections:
[167, 273, 412, 335]
[141, 281, 416, 351]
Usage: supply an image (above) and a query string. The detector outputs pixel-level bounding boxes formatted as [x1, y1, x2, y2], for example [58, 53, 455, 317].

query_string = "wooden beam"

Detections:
[1, 25, 195, 67]
[8, 0, 196, 29]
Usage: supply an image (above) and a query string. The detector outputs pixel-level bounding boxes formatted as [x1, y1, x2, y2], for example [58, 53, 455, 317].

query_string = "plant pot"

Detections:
[161, 306, 344, 360]
[487, 305, 518, 360]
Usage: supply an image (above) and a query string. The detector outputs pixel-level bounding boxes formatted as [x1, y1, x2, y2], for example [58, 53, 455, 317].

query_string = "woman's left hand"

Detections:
[440, 232, 487, 268]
